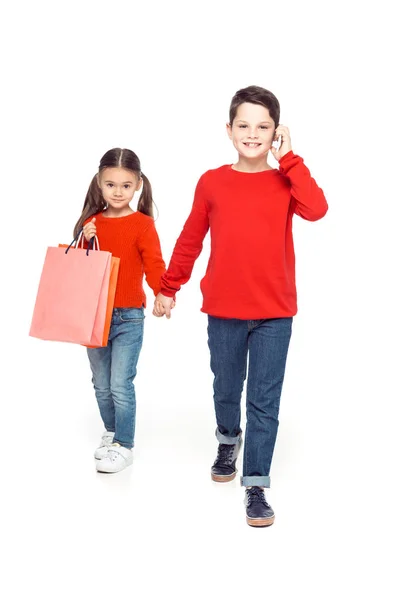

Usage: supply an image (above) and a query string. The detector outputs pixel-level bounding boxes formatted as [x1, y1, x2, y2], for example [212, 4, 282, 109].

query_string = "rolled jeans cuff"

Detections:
[241, 475, 271, 488]
[215, 428, 242, 445]
[113, 440, 134, 450]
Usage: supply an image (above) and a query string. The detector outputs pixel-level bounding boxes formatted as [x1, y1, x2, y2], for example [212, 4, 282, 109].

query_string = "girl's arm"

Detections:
[279, 151, 328, 221]
[160, 175, 210, 298]
[137, 222, 166, 296]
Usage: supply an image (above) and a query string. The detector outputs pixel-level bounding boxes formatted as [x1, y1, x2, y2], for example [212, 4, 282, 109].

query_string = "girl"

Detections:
[74, 148, 167, 473]
[153, 86, 328, 526]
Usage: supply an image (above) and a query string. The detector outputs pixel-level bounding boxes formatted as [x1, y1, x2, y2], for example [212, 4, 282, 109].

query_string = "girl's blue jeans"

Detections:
[87, 307, 144, 449]
[207, 315, 293, 488]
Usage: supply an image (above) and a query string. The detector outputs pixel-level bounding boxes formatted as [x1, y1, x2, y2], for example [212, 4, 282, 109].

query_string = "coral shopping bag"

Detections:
[84, 253, 120, 348]
[58, 238, 120, 348]
[29, 233, 112, 346]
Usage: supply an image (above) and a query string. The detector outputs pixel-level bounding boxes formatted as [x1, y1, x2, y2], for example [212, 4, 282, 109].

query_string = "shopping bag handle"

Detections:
[65, 230, 100, 256]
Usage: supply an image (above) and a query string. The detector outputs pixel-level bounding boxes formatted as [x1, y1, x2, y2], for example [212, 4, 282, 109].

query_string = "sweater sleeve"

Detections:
[161, 174, 210, 297]
[137, 221, 166, 297]
[279, 151, 328, 221]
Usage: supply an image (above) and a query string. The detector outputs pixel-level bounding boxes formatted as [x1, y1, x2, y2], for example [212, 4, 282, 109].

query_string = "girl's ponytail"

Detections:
[137, 173, 154, 218]
[73, 175, 106, 237]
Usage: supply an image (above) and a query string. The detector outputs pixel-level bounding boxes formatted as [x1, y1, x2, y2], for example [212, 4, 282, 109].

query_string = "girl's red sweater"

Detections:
[86, 211, 165, 308]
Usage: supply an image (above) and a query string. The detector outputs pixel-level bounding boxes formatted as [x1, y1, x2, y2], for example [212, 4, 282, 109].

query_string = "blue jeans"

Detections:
[207, 316, 292, 487]
[87, 307, 144, 449]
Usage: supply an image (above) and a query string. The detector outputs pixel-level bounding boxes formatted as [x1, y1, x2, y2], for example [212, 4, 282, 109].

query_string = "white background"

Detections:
[1, 0, 399, 598]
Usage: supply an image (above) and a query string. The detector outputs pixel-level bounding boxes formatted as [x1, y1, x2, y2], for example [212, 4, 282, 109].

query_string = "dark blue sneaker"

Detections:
[211, 438, 242, 482]
[245, 487, 275, 527]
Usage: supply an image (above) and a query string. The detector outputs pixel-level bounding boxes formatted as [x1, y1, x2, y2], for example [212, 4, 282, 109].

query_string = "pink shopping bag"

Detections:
[29, 234, 112, 345]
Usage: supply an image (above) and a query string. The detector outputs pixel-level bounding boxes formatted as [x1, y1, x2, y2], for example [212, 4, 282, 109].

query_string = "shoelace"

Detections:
[246, 487, 269, 507]
[214, 444, 235, 466]
[107, 448, 122, 462]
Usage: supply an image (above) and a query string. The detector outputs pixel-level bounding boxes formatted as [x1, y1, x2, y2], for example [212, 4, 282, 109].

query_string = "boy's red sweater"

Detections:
[85, 211, 165, 308]
[160, 151, 328, 319]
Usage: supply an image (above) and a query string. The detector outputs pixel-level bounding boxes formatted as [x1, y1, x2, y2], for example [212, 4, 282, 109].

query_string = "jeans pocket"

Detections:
[118, 308, 144, 322]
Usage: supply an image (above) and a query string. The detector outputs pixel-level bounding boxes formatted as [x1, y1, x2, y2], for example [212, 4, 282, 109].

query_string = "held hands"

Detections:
[153, 293, 176, 319]
[270, 125, 292, 162]
[83, 218, 97, 242]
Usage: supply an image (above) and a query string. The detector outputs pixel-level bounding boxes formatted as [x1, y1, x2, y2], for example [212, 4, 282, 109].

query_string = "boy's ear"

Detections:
[226, 122, 233, 140]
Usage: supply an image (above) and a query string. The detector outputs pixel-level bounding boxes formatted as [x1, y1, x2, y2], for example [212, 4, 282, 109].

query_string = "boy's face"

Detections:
[227, 102, 276, 160]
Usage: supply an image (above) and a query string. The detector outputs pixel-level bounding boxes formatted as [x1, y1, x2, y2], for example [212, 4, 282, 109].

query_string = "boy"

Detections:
[154, 86, 328, 526]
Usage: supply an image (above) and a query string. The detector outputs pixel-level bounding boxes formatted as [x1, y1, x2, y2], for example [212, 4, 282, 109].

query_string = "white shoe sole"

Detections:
[96, 460, 133, 473]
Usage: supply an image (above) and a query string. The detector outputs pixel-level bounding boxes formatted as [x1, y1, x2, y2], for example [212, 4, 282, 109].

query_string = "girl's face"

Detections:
[98, 167, 142, 213]
[227, 102, 276, 160]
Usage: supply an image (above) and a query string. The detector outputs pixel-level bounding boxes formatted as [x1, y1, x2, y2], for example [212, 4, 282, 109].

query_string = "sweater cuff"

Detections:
[278, 150, 299, 171]
[160, 288, 176, 298]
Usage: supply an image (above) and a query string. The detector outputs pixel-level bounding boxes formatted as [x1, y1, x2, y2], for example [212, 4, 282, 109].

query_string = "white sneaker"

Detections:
[96, 444, 133, 473]
[94, 431, 115, 460]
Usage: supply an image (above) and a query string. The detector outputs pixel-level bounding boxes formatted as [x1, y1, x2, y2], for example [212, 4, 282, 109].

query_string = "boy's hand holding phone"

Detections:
[270, 125, 292, 162]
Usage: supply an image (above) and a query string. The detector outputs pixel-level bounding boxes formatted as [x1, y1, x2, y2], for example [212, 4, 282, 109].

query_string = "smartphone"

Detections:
[272, 135, 281, 150]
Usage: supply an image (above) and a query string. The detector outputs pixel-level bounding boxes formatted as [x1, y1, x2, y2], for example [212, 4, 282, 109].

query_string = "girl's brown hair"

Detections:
[74, 148, 154, 237]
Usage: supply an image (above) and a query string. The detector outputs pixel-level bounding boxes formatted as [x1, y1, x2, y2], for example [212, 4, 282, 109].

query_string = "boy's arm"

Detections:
[161, 175, 210, 297]
[279, 151, 328, 221]
[137, 221, 166, 296]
